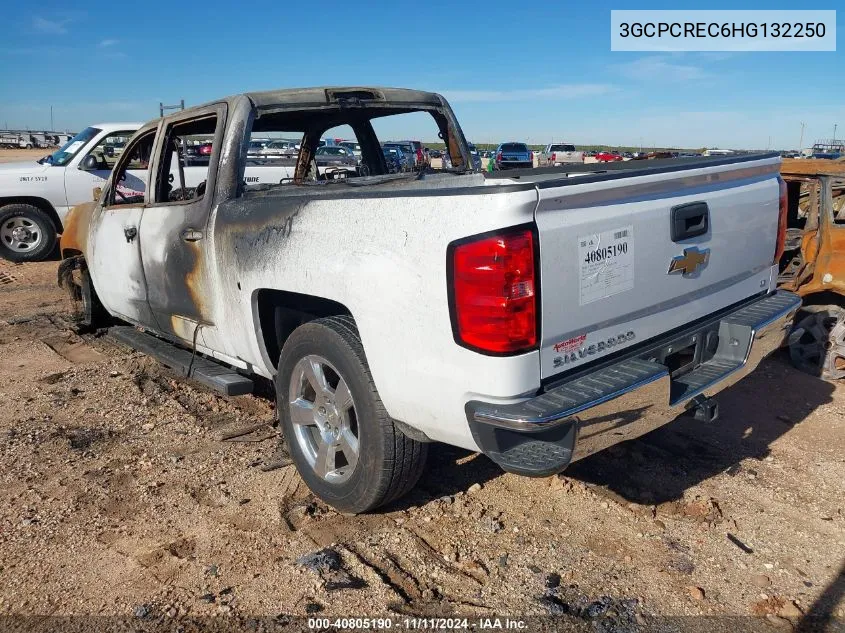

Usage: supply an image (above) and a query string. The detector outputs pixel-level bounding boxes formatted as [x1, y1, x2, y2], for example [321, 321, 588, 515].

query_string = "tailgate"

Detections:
[534, 156, 781, 379]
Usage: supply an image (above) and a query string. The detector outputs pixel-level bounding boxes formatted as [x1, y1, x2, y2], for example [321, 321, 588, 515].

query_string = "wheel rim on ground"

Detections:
[288, 354, 359, 483]
[789, 309, 845, 379]
[1, 217, 43, 253]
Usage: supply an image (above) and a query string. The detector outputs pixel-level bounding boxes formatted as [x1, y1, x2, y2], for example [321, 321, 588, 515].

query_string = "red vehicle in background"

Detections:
[408, 140, 428, 167]
[595, 150, 624, 162]
[184, 142, 213, 166]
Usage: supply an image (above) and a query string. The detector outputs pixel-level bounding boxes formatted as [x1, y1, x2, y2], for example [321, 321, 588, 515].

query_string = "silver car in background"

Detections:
[338, 140, 363, 164]
[315, 145, 358, 178]
[540, 143, 584, 166]
[260, 140, 298, 159]
[247, 139, 271, 157]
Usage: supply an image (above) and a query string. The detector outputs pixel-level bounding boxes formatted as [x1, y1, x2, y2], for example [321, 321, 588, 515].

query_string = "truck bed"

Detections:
[232, 152, 782, 385]
[483, 152, 780, 184]
[239, 153, 780, 200]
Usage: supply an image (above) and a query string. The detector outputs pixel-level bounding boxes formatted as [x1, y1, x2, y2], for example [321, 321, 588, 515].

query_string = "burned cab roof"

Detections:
[245, 86, 446, 110]
[154, 87, 450, 130]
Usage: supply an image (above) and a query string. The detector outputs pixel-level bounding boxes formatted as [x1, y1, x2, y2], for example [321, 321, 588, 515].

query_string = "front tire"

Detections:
[276, 316, 427, 513]
[0, 204, 57, 262]
[79, 269, 110, 330]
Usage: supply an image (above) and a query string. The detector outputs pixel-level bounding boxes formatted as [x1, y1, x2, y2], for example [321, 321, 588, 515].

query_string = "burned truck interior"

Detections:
[242, 94, 470, 193]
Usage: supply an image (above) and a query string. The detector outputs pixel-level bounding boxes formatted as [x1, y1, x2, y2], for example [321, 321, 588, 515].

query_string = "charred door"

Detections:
[139, 105, 227, 351]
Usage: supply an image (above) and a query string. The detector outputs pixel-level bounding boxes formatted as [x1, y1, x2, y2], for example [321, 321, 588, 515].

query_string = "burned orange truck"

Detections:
[779, 159, 845, 378]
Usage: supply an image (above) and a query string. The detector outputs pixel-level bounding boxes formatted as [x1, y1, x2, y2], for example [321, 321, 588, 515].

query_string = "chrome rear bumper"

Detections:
[466, 291, 802, 476]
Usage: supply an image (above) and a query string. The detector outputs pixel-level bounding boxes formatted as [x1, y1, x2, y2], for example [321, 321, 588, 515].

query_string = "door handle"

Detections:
[124, 226, 137, 243]
[181, 228, 204, 242]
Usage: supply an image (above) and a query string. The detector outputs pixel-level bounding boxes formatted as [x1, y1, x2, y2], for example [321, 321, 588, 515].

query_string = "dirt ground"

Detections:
[1, 259, 844, 630]
[0, 148, 48, 164]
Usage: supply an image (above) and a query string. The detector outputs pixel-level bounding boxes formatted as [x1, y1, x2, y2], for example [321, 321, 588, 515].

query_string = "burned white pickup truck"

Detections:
[59, 86, 800, 513]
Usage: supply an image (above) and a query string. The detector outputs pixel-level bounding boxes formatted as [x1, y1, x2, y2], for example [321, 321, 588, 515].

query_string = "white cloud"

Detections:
[616, 56, 707, 81]
[33, 16, 68, 35]
[697, 52, 734, 63]
[442, 84, 616, 103]
[98, 39, 118, 48]
[0, 46, 73, 56]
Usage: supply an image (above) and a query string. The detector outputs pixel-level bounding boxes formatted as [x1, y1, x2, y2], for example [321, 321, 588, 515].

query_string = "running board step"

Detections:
[108, 326, 254, 396]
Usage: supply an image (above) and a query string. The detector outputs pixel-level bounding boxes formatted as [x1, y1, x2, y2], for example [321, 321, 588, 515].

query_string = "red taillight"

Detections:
[496, 152, 502, 162]
[450, 228, 537, 354]
[416, 148, 423, 161]
[550, 152, 556, 162]
[200, 145, 212, 155]
[775, 176, 788, 264]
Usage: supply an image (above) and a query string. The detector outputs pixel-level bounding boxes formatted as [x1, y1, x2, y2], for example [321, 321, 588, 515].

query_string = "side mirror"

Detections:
[92, 186, 102, 202]
[81, 155, 99, 171]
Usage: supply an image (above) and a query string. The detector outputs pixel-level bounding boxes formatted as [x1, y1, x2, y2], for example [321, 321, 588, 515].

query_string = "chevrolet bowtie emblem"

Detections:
[668, 246, 710, 276]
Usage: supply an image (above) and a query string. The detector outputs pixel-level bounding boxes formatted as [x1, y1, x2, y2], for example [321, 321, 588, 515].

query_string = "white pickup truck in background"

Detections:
[0, 123, 315, 261]
[59, 86, 800, 513]
[0, 123, 143, 261]
[539, 142, 584, 166]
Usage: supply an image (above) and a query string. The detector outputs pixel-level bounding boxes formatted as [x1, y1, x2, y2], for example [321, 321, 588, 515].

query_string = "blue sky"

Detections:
[1, 0, 841, 149]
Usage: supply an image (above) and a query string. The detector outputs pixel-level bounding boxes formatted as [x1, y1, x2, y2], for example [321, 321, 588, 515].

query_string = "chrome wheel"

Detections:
[288, 354, 359, 483]
[1, 216, 43, 253]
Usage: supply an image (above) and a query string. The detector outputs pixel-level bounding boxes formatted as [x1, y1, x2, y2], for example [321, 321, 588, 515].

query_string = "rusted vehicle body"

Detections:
[778, 159, 845, 378]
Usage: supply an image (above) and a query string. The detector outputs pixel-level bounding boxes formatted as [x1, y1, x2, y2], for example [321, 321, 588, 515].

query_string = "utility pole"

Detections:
[799, 122, 805, 151]
[159, 99, 185, 118]
[835, 123, 838, 142]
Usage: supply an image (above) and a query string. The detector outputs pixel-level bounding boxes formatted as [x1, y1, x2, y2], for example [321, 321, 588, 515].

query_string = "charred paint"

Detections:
[59, 201, 95, 256]
[148, 234, 209, 336]
[218, 197, 304, 268]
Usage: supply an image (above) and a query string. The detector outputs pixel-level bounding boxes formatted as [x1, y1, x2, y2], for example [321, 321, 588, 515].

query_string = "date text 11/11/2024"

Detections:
[306, 617, 528, 629]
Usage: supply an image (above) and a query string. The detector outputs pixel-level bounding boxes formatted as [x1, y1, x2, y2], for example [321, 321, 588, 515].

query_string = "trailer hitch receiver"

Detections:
[688, 395, 719, 423]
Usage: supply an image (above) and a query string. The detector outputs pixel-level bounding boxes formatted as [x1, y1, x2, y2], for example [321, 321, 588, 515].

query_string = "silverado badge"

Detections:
[668, 246, 710, 276]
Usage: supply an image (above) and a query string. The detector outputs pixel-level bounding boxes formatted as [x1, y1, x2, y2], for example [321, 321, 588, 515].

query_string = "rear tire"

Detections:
[276, 316, 427, 513]
[0, 204, 57, 262]
[789, 304, 845, 380]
